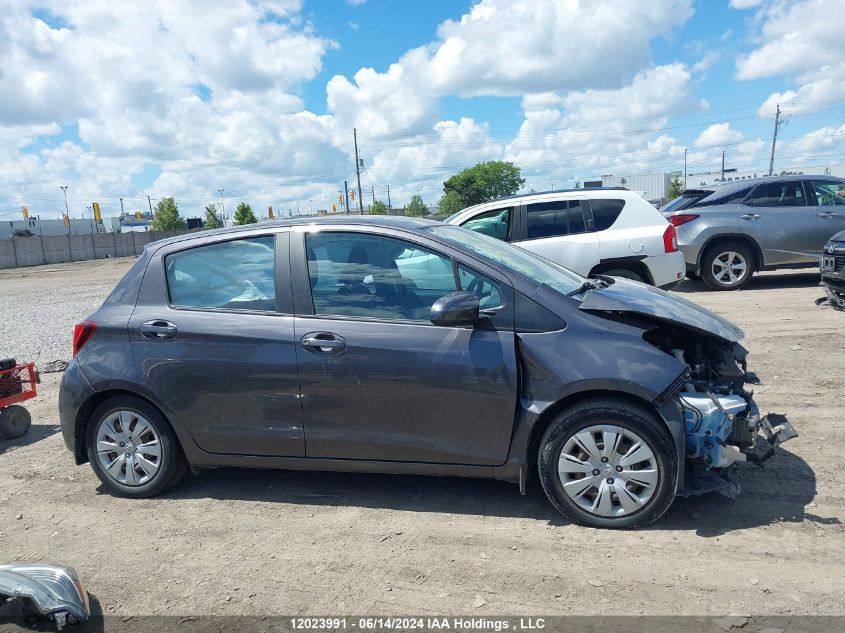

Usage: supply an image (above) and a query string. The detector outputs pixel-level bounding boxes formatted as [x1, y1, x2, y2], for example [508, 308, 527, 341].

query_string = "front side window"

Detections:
[589, 199, 626, 231]
[746, 182, 806, 207]
[526, 200, 586, 239]
[166, 236, 276, 311]
[811, 180, 845, 206]
[461, 207, 512, 241]
[307, 232, 462, 321]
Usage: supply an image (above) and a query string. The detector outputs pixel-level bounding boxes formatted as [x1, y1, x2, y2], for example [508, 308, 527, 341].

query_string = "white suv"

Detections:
[446, 188, 685, 289]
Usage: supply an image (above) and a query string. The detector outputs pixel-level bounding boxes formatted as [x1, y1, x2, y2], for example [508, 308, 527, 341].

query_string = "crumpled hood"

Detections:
[578, 277, 745, 343]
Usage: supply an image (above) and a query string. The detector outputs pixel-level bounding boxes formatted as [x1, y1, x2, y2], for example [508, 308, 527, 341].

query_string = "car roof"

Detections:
[711, 173, 839, 191]
[146, 214, 440, 250]
[477, 187, 626, 204]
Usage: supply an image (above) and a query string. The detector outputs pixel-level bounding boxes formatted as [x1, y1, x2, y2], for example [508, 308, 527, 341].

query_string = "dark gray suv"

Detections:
[663, 175, 845, 290]
[59, 216, 795, 528]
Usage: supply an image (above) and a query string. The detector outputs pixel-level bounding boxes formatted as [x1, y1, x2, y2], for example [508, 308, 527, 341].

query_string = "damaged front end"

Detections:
[645, 328, 798, 497]
[0, 564, 90, 629]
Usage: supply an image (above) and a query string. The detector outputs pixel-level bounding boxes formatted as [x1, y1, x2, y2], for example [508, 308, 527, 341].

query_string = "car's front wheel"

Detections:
[538, 398, 677, 528]
[86, 395, 187, 497]
[701, 242, 754, 290]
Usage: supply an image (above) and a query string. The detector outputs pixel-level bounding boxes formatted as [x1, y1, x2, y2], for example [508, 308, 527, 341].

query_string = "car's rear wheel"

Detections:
[701, 242, 754, 290]
[86, 396, 187, 497]
[538, 398, 677, 529]
[602, 268, 647, 284]
[0, 405, 31, 439]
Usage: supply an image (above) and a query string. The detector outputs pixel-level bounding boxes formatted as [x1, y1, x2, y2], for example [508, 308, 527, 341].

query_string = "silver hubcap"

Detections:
[712, 251, 747, 285]
[96, 410, 162, 486]
[558, 425, 659, 518]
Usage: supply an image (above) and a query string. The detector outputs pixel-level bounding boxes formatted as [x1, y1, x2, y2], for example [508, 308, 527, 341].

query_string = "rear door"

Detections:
[290, 227, 518, 465]
[739, 180, 817, 265]
[512, 198, 599, 275]
[807, 178, 845, 247]
[128, 231, 304, 456]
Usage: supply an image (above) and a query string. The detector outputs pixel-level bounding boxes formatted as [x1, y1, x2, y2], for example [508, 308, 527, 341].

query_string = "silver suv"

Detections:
[662, 175, 845, 290]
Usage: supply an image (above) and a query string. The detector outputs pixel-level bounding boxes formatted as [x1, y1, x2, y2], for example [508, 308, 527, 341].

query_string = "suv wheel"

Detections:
[538, 398, 677, 529]
[602, 268, 646, 284]
[86, 395, 187, 497]
[701, 242, 754, 290]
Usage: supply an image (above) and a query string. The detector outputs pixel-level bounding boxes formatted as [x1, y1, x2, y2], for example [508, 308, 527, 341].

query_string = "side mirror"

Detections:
[430, 291, 481, 327]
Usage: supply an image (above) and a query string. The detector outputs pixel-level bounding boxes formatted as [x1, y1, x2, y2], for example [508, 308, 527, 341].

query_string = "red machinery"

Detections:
[0, 359, 38, 439]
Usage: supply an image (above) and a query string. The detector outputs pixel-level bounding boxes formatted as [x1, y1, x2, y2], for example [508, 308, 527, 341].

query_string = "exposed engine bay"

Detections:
[644, 324, 798, 497]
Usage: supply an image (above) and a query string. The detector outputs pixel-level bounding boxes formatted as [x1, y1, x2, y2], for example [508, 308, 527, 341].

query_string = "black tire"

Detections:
[0, 405, 31, 439]
[86, 395, 187, 497]
[602, 268, 647, 283]
[538, 397, 677, 529]
[700, 241, 755, 291]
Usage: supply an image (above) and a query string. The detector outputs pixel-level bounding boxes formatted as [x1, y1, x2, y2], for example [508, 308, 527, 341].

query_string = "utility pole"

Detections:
[768, 103, 784, 177]
[683, 148, 687, 189]
[59, 185, 70, 235]
[343, 180, 350, 215]
[142, 191, 153, 214]
[119, 197, 125, 216]
[218, 189, 225, 223]
[721, 148, 726, 181]
[371, 185, 375, 206]
[387, 184, 391, 211]
[353, 128, 364, 214]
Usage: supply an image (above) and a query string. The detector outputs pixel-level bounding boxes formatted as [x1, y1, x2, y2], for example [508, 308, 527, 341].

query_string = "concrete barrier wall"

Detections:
[0, 229, 195, 270]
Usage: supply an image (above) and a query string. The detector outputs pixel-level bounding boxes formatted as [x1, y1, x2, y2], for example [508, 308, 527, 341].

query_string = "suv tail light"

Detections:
[663, 224, 678, 253]
[667, 213, 699, 227]
[73, 321, 97, 357]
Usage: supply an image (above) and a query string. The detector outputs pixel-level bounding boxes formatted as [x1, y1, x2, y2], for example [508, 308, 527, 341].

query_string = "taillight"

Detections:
[73, 321, 97, 357]
[667, 213, 699, 227]
[663, 224, 678, 253]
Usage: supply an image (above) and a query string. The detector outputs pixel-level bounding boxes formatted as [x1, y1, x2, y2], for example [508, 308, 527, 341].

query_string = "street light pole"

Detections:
[218, 189, 225, 220]
[59, 185, 70, 235]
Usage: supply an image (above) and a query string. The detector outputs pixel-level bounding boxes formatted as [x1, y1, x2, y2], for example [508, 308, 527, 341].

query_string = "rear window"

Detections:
[661, 193, 709, 213]
[695, 186, 752, 207]
[589, 199, 625, 231]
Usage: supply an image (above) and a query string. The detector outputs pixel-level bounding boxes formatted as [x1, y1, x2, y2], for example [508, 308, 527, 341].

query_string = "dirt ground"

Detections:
[0, 258, 843, 617]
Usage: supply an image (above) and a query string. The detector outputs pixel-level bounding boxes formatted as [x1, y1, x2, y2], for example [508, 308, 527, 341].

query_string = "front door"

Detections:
[291, 228, 517, 465]
[807, 178, 845, 247]
[129, 233, 305, 456]
[740, 180, 818, 265]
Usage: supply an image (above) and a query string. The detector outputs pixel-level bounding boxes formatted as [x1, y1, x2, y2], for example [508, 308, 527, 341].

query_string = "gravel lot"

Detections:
[1, 257, 843, 618]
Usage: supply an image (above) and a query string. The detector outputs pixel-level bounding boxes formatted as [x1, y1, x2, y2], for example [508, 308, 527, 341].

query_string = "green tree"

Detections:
[233, 202, 257, 225]
[443, 161, 525, 206]
[405, 194, 428, 217]
[574, 179, 582, 189]
[666, 175, 685, 200]
[204, 203, 222, 229]
[437, 190, 466, 216]
[369, 200, 388, 215]
[150, 197, 186, 231]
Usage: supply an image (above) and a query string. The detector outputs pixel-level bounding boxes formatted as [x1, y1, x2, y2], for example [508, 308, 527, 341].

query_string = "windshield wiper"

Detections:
[567, 275, 612, 297]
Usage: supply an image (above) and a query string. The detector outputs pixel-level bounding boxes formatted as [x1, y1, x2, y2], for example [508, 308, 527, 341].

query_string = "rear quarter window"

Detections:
[589, 199, 626, 231]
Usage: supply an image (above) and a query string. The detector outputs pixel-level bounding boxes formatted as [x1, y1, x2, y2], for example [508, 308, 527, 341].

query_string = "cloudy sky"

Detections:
[1, 0, 843, 220]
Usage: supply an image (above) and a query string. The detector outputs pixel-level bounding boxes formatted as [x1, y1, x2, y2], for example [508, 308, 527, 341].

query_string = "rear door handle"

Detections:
[140, 320, 178, 340]
[740, 213, 760, 221]
[301, 332, 346, 354]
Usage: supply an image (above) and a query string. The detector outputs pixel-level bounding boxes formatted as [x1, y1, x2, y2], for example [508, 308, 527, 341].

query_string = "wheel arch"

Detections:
[589, 260, 653, 285]
[72, 389, 183, 465]
[696, 233, 762, 273]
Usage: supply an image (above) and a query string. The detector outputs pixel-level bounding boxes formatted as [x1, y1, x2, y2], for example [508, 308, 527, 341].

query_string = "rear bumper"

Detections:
[643, 251, 686, 288]
[58, 359, 95, 461]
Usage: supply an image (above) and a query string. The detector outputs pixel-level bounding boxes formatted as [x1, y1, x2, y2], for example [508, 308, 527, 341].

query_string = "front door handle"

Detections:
[818, 211, 837, 219]
[140, 320, 178, 340]
[301, 332, 346, 354]
[740, 213, 760, 221]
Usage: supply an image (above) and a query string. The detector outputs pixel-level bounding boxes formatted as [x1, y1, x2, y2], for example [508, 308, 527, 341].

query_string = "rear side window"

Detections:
[746, 181, 806, 207]
[461, 207, 512, 241]
[589, 199, 626, 231]
[526, 200, 586, 239]
[810, 180, 845, 206]
[166, 236, 276, 311]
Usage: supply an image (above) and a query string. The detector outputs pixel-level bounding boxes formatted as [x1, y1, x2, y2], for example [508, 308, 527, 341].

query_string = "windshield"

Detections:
[423, 224, 586, 295]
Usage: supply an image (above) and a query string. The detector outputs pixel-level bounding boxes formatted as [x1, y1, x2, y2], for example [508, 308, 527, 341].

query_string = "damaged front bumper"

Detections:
[0, 563, 90, 629]
[677, 391, 798, 498]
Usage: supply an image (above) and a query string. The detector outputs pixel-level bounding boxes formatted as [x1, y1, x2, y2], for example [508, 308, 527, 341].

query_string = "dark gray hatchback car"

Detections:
[59, 216, 795, 528]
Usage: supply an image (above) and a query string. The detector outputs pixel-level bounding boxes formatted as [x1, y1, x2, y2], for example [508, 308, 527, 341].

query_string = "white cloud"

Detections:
[735, 0, 845, 116]
[728, 0, 765, 8]
[694, 122, 744, 148]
